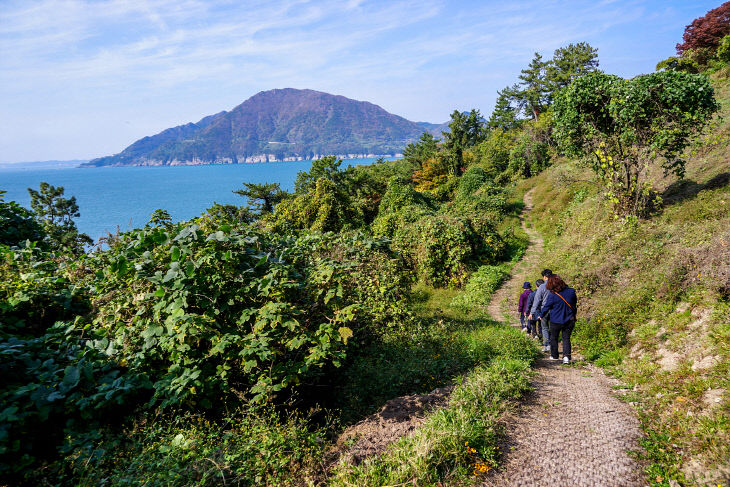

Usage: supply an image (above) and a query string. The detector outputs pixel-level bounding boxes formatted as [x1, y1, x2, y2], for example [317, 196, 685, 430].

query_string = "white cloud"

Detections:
[0, 0, 716, 161]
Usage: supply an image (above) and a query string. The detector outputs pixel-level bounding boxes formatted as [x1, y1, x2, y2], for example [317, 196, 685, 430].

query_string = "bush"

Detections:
[0, 322, 147, 481]
[393, 215, 475, 287]
[87, 224, 413, 407]
[0, 245, 89, 338]
[0, 193, 46, 247]
[474, 130, 515, 176]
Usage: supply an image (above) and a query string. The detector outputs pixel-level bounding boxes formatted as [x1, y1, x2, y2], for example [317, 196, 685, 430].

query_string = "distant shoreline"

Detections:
[79, 154, 403, 168]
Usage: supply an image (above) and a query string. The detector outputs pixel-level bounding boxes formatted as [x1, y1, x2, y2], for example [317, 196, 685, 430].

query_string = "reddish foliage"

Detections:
[676, 1, 730, 55]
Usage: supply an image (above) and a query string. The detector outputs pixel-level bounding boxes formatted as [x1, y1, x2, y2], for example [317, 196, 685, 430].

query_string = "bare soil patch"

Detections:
[326, 384, 454, 466]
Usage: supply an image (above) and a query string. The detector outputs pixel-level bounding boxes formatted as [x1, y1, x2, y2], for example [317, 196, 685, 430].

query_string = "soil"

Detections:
[326, 384, 455, 466]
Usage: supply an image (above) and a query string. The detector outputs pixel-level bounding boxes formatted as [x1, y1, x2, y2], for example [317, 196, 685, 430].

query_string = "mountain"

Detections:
[83, 89, 445, 167]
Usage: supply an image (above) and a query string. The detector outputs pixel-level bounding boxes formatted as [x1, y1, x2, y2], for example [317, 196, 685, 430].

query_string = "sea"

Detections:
[0, 158, 393, 242]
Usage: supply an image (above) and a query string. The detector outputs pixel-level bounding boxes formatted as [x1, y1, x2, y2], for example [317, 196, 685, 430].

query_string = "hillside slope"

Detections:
[517, 73, 730, 486]
[84, 89, 444, 167]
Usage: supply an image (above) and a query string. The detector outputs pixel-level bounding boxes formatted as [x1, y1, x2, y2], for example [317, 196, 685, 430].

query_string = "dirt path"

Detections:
[487, 188, 544, 323]
[483, 189, 645, 487]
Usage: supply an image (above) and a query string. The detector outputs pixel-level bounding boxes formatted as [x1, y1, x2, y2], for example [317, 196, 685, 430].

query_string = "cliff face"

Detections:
[84, 89, 444, 167]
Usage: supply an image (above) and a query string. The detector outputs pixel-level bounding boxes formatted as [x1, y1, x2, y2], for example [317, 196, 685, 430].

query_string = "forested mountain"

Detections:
[84, 89, 444, 167]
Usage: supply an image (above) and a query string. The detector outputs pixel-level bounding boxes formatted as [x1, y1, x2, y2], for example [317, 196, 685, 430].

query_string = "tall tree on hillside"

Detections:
[294, 156, 345, 193]
[553, 70, 719, 216]
[546, 42, 600, 90]
[516, 52, 550, 120]
[443, 109, 487, 174]
[27, 182, 91, 252]
[402, 132, 440, 167]
[488, 86, 521, 131]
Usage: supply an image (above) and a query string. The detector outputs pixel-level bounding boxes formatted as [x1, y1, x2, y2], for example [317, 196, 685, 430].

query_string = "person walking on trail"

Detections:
[539, 275, 577, 364]
[518, 282, 532, 332]
[525, 279, 543, 338]
[528, 269, 554, 352]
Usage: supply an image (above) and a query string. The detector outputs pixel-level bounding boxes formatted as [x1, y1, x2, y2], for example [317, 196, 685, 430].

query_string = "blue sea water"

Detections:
[0, 158, 391, 242]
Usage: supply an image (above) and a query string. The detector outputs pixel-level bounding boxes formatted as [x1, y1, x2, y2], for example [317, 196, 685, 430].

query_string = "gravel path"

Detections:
[483, 189, 646, 487]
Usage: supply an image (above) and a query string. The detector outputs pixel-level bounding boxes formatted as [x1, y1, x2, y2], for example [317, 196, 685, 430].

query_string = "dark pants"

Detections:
[527, 319, 537, 336]
[549, 320, 575, 360]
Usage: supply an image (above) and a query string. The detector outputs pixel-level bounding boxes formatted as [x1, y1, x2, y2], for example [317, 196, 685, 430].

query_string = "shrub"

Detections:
[0, 322, 147, 481]
[393, 215, 475, 287]
[474, 130, 515, 176]
[0, 192, 46, 247]
[553, 70, 719, 216]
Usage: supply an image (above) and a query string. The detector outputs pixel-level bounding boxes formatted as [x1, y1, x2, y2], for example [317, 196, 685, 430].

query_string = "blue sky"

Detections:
[0, 0, 721, 162]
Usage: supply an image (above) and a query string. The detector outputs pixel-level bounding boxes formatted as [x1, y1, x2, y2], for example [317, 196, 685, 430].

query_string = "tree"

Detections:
[27, 182, 91, 251]
[553, 71, 719, 216]
[516, 52, 550, 120]
[402, 132, 440, 167]
[294, 156, 345, 194]
[546, 42, 599, 90]
[442, 109, 487, 174]
[488, 86, 521, 131]
[233, 182, 286, 216]
[655, 56, 700, 73]
[148, 209, 173, 228]
[676, 1, 730, 61]
[0, 191, 46, 247]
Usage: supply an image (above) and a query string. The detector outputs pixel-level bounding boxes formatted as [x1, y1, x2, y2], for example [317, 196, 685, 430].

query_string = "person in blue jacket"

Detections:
[539, 275, 577, 364]
[529, 269, 554, 352]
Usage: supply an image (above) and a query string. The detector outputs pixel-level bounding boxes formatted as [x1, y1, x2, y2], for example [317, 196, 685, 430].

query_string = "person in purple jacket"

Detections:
[539, 275, 577, 364]
[518, 282, 532, 332]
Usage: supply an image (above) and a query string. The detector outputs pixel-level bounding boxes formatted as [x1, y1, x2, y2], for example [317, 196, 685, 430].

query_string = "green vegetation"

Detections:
[553, 70, 719, 216]
[4, 9, 730, 484]
[519, 68, 730, 487]
[2, 122, 534, 484]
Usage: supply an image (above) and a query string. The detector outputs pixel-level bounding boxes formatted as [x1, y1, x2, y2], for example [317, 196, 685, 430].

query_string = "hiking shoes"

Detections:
[563, 356, 570, 364]
[549, 356, 561, 361]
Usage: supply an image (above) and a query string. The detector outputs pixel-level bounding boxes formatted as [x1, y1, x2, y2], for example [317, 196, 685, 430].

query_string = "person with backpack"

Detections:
[528, 269, 554, 352]
[525, 278, 543, 338]
[518, 282, 532, 332]
[539, 275, 577, 364]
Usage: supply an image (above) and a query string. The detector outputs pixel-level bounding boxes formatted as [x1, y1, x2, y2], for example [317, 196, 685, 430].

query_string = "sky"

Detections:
[0, 0, 723, 163]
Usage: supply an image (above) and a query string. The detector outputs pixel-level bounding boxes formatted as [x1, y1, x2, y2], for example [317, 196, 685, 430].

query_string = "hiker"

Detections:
[518, 282, 532, 332]
[528, 269, 554, 352]
[525, 278, 543, 338]
[540, 275, 577, 364]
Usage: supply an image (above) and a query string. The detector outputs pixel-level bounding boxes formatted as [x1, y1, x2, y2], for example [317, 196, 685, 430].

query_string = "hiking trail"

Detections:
[482, 188, 645, 487]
